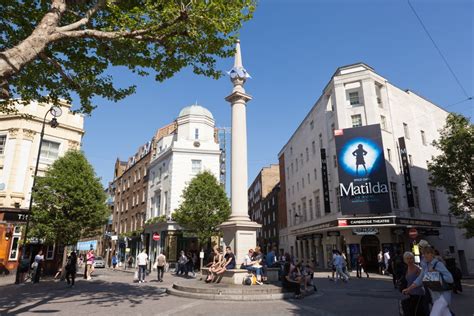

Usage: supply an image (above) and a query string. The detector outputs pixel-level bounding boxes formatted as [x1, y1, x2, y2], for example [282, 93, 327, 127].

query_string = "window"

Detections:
[302, 199, 307, 221]
[319, 134, 323, 148]
[302, 177, 305, 188]
[387, 148, 392, 162]
[291, 163, 294, 174]
[409, 155, 413, 166]
[46, 244, 55, 260]
[314, 168, 317, 180]
[310, 120, 314, 130]
[195, 128, 199, 140]
[309, 199, 314, 220]
[380, 115, 387, 130]
[306, 148, 309, 162]
[8, 226, 21, 261]
[307, 173, 310, 184]
[290, 147, 293, 155]
[315, 191, 321, 218]
[286, 167, 290, 179]
[300, 153, 303, 166]
[430, 188, 439, 214]
[335, 187, 341, 212]
[351, 114, 362, 127]
[421, 130, 427, 145]
[413, 186, 420, 209]
[40, 140, 60, 160]
[297, 182, 299, 191]
[295, 159, 298, 172]
[390, 182, 399, 209]
[191, 159, 202, 173]
[403, 123, 410, 139]
[333, 155, 337, 167]
[349, 91, 360, 105]
[312, 141, 316, 155]
[0, 135, 6, 155]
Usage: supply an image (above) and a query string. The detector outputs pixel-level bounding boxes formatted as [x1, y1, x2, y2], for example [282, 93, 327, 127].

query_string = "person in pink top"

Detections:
[86, 250, 95, 280]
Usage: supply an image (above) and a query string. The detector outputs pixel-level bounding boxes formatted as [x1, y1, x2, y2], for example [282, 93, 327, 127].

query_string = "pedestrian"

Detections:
[86, 249, 95, 280]
[154, 251, 167, 282]
[403, 246, 454, 316]
[334, 251, 349, 283]
[185, 252, 195, 277]
[65, 251, 77, 287]
[392, 251, 406, 289]
[111, 252, 118, 270]
[378, 250, 384, 274]
[266, 247, 277, 268]
[177, 250, 188, 275]
[127, 255, 134, 269]
[137, 249, 148, 283]
[383, 249, 391, 275]
[32, 250, 44, 283]
[399, 251, 430, 316]
[443, 250, 462, 294]
[356, 253, 369, 278]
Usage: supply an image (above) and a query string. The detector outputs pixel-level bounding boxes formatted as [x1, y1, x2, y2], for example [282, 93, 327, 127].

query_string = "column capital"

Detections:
[225, 91, 252, 103]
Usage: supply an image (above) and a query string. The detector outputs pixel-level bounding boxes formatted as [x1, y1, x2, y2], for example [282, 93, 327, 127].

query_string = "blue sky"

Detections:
[81, 0, 473, 190]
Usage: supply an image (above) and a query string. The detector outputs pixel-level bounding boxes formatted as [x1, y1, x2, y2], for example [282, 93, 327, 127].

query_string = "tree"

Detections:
[428, 113, 474, 238]
[0, 0, 255, 114]
[173, 171, 230, 247]
[29, 150, 108, 245]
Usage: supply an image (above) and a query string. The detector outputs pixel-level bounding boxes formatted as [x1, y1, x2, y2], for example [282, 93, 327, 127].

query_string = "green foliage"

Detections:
[120, 229, 143, 239]
[29, 150, 108, 245]
[428, 113, 474, 238]
[0, 0, 256, 114]
[145, 215, 167, 226]
[173, 171, 230, 246]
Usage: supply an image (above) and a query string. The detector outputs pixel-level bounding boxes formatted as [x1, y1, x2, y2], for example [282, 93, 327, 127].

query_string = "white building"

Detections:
[144, 105, 221, 262]
[0, 100, 84, 271]
[278, 63, 474, 274]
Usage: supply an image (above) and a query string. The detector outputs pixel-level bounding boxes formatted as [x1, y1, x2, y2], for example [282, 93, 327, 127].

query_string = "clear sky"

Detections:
[80, 0, 473, 190]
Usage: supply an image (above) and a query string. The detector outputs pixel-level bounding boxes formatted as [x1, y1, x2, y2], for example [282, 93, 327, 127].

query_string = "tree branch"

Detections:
[38, 52, 80, 89]
[56, 0, 105, 32]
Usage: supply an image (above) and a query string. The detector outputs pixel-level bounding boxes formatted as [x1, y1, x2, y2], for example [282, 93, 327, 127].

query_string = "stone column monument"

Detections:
[219, 40, 261, 266]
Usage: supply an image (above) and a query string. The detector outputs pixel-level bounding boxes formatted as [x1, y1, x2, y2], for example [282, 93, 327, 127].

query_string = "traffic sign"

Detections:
[153, 233, 160, 241]
[408, 228, 418, 239]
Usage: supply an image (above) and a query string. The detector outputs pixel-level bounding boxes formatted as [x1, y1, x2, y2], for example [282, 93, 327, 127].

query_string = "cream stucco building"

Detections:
[0, 100, 84, 271]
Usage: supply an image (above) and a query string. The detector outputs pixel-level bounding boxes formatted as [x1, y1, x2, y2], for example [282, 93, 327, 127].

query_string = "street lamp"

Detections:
[15, 105, 62, 284]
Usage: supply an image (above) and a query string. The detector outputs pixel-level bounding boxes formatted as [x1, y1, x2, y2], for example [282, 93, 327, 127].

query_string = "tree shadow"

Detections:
[0, 278, 167, 315]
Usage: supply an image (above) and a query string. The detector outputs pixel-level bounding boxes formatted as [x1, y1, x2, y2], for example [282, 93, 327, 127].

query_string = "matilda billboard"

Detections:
[335, 124, 391, 215]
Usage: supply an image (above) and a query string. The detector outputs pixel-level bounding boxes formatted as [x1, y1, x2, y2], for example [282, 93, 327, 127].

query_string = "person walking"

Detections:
[137, 249, 148, 283]
[403, 246, 454, 316]
[65, 251, 78, 287]
[399, 251, 430, 316]
[378, 250, 384, 275]
[177, 251, 188, 276]
[392, 251, 406, 289]
[32, 250, 44, 283]
[111, 252, 118, 271]
[357, 253, 369, 278]
[86, 249, 95, 280]
[383, 249, 391, 275]
[154, 251, 167, 282]
[334, 251, 349, 283]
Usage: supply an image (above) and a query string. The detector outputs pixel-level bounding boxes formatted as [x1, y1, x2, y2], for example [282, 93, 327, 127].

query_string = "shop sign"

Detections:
[396, 217, 441, 227]
[398, 137, 415, 207]
[335, 124, 392, 215]
[111, 235, 118, 241]
[423, 230, 440, 236]
[320, 148, 331, 214]
[1, 211, 29, 222]
[352, 227, 379, 235]
[327, 231, 340, 237]
[338, 216, 395, 227]
[392, 228, 405, 236]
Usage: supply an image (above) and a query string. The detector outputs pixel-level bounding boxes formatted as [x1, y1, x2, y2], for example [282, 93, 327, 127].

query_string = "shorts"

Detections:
[227, 263, 236, 270]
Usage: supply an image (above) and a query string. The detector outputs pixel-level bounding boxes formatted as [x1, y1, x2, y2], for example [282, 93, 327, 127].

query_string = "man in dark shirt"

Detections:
[224, 246, 236, 270]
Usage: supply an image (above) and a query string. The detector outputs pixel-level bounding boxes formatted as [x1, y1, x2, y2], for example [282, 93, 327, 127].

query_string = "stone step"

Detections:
[173, 282, 288, 295]
[166, 287, 295, 301]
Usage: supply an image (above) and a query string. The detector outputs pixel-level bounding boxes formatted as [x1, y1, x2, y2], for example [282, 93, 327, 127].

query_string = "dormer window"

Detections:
[195, 128, 199, 140]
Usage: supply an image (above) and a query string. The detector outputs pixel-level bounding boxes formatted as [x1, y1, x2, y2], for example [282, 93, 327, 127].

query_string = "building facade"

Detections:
[144, 105, 221, 263]
[278, 63, 474, 274]
[0, 100, 84, 272]
[248, 164, 280, 253]
[111, 141, 152, 263]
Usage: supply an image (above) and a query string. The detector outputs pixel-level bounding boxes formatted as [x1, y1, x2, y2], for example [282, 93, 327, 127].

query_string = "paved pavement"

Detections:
[0, 269, 473, 316]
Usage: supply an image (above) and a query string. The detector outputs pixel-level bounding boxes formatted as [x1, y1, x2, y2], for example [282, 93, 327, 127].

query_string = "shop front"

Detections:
[291, 215, 441, 271]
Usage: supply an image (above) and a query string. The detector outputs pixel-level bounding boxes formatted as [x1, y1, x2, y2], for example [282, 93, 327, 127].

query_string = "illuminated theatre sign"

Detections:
[335, 124, 391, 215]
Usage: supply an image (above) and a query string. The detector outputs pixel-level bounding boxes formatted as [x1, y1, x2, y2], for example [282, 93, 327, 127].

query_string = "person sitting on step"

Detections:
[211, 246, 236, 280]
[205, 247, 224, 283]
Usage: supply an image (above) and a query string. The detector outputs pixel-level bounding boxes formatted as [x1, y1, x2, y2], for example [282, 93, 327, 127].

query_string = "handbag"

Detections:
[422, 261, 454, 291]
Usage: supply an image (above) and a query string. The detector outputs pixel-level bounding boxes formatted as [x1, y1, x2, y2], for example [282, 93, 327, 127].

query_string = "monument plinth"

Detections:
[219, 40, 261, 268]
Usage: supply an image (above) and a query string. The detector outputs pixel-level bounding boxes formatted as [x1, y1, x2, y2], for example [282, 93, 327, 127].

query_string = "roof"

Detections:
[178, 104, 214, 120]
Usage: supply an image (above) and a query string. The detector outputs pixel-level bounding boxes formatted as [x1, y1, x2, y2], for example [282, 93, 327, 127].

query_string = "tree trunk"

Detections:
[0, 0, 66, 97]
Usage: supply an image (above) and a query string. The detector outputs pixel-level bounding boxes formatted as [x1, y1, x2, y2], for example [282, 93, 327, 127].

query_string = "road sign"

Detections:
[408, 228, 418, 239]
[153, 233, 160, 241]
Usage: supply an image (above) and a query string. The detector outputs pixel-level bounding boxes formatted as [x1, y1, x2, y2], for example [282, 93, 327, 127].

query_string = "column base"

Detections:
[219, 219, 261, 265]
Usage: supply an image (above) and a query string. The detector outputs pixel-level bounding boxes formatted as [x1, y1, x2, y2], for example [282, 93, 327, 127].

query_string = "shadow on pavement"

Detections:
[0, 278, 167, 315]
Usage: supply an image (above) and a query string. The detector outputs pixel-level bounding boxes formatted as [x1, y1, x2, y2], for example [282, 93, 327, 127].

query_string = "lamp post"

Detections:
[15, 105, 62, 284]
